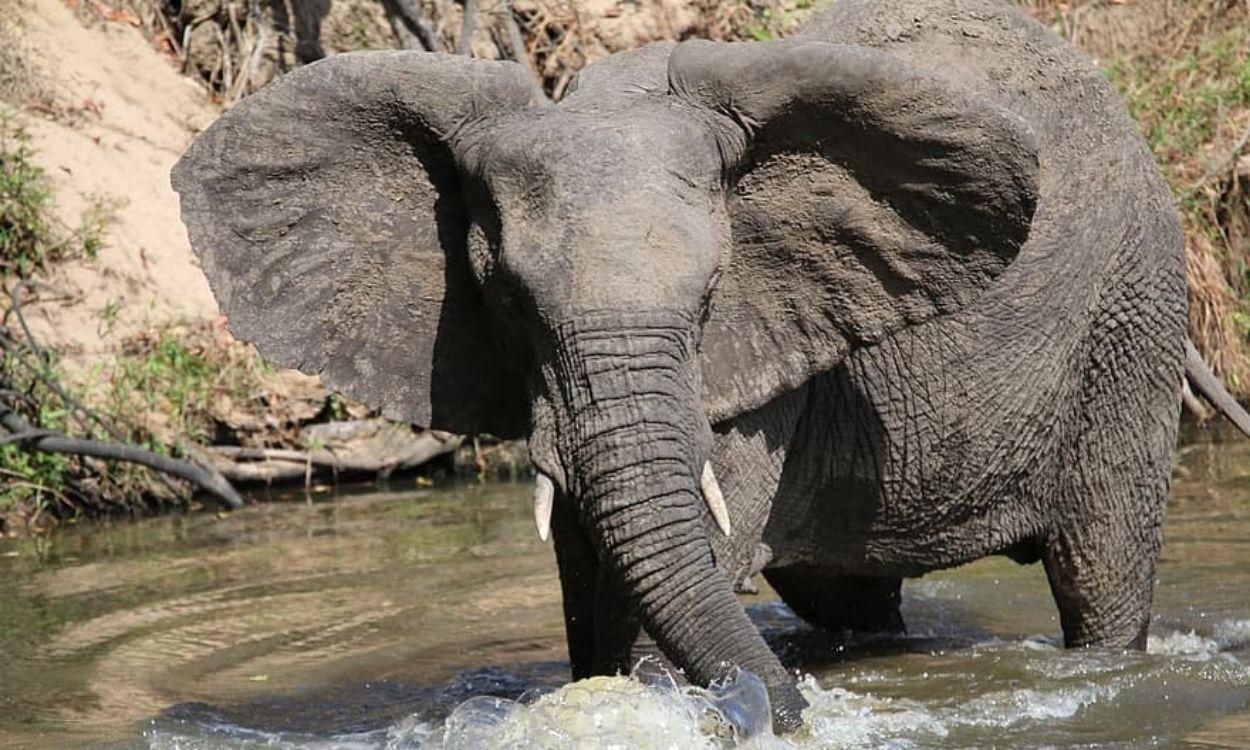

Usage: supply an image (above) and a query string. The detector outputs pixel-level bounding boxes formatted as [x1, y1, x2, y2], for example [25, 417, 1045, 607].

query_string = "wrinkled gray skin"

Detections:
[173, 0, 1186, 732]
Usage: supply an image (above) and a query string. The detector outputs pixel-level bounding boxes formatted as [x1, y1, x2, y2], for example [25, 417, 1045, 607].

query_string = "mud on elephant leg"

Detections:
[764, 568, 906, 636]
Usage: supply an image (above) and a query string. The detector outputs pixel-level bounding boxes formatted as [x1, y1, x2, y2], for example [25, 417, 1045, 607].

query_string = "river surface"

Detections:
[2, 424, 1249, 749]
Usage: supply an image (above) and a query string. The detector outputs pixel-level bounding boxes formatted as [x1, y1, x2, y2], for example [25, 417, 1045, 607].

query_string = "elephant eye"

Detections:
[465, 223, 499, 281]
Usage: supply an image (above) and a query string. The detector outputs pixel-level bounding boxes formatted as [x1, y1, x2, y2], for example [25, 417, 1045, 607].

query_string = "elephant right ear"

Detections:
[670, 40, 1040, 422]
[173, 51, 545, 438]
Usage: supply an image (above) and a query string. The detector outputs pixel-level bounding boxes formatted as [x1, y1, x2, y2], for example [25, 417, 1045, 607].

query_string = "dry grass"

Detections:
[504, 0, 823, 96]
[0, 10, 54, 111]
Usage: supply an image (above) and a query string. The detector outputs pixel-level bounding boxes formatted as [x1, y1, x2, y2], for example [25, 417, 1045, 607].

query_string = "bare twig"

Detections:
[498, 2, 545, 95]
[1190, 122, 1250, 193]
[457, 0, 477, 55]
[7, 281, 48, 365]
[551, 68, 574, 101]
[5, 480, 75, 513]
[150, 1, 185, 61]
[180, 22, 194, 71]
[383, 0, 444, 52]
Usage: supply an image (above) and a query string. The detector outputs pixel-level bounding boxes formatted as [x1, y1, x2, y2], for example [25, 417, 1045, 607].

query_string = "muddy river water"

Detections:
[2, 424, 1249, 749]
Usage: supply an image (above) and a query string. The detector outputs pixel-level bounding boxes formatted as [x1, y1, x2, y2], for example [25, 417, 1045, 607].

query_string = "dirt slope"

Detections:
[8, 0, 221, 363]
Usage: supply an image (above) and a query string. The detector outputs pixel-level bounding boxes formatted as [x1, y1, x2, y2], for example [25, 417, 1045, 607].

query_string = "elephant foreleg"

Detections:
[1043, 362, 1173, 650]
[1041, 498, 1162, 649]
[551, 502, 677, 679]
[551, 493, 599, 679]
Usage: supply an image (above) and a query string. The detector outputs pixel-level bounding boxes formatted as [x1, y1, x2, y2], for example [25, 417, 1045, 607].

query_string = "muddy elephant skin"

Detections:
[173, 0, 1186, 731]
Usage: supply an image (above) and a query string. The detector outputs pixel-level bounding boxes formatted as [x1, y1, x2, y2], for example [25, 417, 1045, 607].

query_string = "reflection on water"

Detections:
[1, 423, 1248, 749]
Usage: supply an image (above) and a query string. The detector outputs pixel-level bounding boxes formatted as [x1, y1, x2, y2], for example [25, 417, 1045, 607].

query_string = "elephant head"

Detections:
[173, 40, 1038, 729]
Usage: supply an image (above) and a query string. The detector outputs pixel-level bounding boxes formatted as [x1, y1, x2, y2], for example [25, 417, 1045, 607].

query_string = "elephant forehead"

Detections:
[482, 104, 721, 192]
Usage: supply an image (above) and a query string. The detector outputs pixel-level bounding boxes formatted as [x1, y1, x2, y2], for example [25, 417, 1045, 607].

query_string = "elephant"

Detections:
[172, 0, 1250, 732]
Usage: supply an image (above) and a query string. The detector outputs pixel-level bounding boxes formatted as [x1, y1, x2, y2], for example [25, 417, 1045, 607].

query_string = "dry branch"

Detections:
[457, 0, 477, 55]
[0, 404, 244, 509]
[198, 429, 462, 483]
[383, 0, 444, 52]
[494, 2, 545, 95]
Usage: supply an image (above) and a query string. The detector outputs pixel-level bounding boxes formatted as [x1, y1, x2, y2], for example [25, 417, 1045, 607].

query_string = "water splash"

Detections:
[136, 620, 1250, 750]
[435, 667, 783, 750]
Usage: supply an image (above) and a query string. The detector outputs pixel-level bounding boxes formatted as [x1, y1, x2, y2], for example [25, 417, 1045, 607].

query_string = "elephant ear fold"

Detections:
[174, 51, 545, 438]
[669, 40, 1040, 422]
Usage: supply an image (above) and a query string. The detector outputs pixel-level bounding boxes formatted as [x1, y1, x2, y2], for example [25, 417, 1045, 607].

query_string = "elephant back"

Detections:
[798, 1, 1118, 160]
[798, 0, 1182, 308]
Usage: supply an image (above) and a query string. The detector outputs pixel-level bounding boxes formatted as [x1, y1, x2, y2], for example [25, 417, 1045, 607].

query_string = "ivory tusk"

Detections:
[700, 461, 732, 537]
[533, 473, 555, 542]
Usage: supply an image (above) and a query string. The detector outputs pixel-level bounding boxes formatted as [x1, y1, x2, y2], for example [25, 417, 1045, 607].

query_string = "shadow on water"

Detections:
[152, 662, 571, 737]
[0, 420, 1248, 748]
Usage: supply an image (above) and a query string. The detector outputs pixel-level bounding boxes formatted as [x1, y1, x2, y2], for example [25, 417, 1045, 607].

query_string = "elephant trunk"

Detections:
[547, 312, 806, 731]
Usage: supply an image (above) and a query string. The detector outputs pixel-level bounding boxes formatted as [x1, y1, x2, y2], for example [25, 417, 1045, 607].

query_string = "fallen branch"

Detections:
[201, 459, 311, 483]
[0, 404, 244, 509]
[2, 283, 224, 504]
[0, 428, 55, 445]
[198, 429, 461, 483]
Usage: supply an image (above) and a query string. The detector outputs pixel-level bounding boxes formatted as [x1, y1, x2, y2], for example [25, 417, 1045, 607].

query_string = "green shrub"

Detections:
[0, 115, 53, 279]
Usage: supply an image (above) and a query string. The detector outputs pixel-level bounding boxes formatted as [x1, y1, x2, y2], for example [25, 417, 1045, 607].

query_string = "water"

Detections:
[1, 424, 1248, 749]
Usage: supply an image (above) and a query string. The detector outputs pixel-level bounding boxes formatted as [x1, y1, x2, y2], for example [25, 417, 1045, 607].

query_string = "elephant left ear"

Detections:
[669, 39, 1040, 422]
